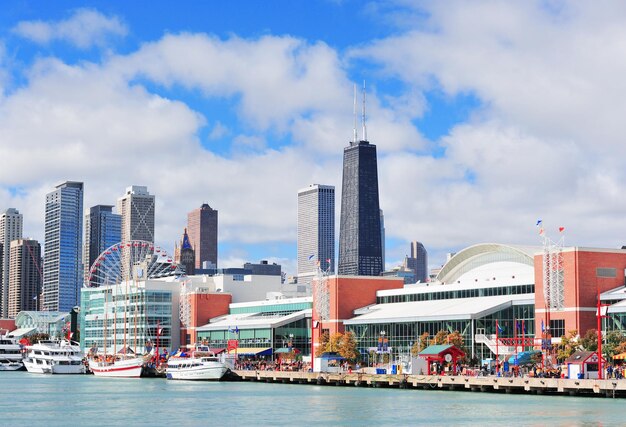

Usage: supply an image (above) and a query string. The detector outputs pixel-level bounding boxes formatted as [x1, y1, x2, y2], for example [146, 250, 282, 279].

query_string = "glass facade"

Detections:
[80, 283, 174, 353]
[43, 182, 83, 312]
[338, 141, 383, 276]
[346, 304, 535, 363]
[378, 284, 535, 304]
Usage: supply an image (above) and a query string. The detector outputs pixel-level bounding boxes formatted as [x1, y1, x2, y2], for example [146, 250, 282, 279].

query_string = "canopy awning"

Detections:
[228, 347, 272, 356]
[320, 352, 345, 361]
[613, 352, 626, 360]
[275, 347, 300, 354]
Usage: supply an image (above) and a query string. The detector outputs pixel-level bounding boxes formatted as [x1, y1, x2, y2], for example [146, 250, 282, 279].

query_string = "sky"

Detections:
[2, 1, 626, 277]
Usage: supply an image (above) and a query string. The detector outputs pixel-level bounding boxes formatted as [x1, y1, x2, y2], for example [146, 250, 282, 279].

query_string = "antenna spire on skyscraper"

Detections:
[362, 80, 367, 142]
[353, 84, 358, 143]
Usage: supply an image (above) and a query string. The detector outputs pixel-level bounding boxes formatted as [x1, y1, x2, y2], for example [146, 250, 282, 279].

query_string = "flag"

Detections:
[539, 228, 544, 236]
[157, 327, 163, 335]
[497, 323, 504, 333]
[32, 295, 37, 300]
[558, 227, 565, 233]
[536, 219, 543, 226]
[541, 319, 545, 332]
[308, 254, 315, 260]
[326, 259, 331, 264]
[516, 321, 520, 332]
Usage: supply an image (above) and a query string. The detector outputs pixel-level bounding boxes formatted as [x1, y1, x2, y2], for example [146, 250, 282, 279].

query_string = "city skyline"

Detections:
[1, 3, 626, 277]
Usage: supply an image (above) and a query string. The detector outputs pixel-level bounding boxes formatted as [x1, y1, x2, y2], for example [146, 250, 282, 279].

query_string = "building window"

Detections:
[596, 268, 616, 278]
[550, 319, 565, 338]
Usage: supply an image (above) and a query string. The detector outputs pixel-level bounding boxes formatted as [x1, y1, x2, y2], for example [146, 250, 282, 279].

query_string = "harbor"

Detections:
[231, 369, 626, 398]
[1, 371, 625, 427]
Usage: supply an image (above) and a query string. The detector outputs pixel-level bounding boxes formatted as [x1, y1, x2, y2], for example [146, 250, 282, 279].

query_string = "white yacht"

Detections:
[166, 346, 230, 381]
[0, 335, 24, 371]
[88, 354, 144, 378]
[23, 340, 85, 374]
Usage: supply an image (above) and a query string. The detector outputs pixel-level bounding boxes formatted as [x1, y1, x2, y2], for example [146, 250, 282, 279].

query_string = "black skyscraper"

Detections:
[338, 139, 383, 276]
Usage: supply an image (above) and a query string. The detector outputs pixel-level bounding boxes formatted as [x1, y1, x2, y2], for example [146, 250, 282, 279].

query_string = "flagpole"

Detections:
[495, 319, 499, 375]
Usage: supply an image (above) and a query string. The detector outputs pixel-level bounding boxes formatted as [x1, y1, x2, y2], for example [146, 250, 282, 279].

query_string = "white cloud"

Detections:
[208, 121, 229, 140]
[12, 8, 127, 48]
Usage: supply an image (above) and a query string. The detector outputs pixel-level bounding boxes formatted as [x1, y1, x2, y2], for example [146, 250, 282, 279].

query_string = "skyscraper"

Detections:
[8, 239, 41, 318]
[297, 184, 335, 286]
[0, 208, 23, 317]
[83, 205, 121, 282]
[117, 186, 155, 243]
[187, 204, 218, 269]
[338, 86, 383, 276]
[406, 241, 428, 283]
[43, 181, 83, 312]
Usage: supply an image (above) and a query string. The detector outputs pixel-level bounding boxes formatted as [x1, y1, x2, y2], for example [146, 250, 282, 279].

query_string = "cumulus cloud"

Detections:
[12, 8, 127, 48]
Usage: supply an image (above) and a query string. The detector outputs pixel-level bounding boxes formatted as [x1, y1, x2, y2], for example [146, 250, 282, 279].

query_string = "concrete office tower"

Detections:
[338, 85, 383, 276]
[297, 184, 335, 287]
[43, 181, 83, 312]
[406, 241, 428, 283]
[8, 239, 41, 318]
[187, 204, 218, 269]
[117, 186, 155, 243]
[0, 208, 23, 317]
[83, 205, 121, 282]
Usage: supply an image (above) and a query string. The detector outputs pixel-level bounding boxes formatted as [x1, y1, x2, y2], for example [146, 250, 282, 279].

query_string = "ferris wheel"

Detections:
[85, 240, 182, 288]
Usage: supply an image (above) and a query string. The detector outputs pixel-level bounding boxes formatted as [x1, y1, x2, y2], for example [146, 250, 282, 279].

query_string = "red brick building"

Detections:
[534, 248, 626, 339]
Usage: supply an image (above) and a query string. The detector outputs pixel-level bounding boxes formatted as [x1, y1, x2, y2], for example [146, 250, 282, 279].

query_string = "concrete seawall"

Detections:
[232, 370, 626, 398]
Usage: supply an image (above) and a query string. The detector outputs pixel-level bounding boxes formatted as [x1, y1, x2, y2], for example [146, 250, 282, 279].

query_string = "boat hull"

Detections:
[0, 362, 24, 371]
[166, 362, 228, 381]
[24, 360, 85, 374]
[89, 358, 144, 378]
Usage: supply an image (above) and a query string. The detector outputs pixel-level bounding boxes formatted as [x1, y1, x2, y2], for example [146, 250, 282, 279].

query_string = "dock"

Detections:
[231, 370, 626, 398]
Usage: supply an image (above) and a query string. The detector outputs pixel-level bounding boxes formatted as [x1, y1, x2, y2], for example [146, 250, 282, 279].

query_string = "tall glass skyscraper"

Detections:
[83, 205, 121, 283]
[338, 139, 383, 276]
[43, 181, 84, 312]
[297, 184, 335, 287]
[0, 208, 23, 317]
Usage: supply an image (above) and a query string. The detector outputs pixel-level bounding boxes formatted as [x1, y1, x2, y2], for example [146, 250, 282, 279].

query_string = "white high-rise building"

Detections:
[0, 208, 23, 317]
[42, 181, 84, 312]
[297, 184, 335, 289]
[117, 186, 155, 244]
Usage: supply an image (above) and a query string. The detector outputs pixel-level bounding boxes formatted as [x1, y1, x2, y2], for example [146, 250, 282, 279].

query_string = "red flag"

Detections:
[558, 227, 565, 233]
[227, 339, 238, 351]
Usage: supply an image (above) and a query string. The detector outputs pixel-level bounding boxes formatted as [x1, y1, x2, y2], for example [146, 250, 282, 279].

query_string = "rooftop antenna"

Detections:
[361, 80, 367, 141]
[353, 84, 358, 143]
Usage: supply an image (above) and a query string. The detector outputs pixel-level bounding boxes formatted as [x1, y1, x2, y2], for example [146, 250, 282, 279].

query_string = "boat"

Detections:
[0, 335, 25, 371]
[166, 345, 230, 380]
[23, 340, 85, 374]
[88, 353, 144, 378]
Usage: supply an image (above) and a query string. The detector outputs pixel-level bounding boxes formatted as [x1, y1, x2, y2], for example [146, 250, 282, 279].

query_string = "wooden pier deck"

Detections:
[231, 370, 626, 398]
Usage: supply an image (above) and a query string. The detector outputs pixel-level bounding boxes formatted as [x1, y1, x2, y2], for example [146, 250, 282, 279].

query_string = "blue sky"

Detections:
[2, 1, 626, 277]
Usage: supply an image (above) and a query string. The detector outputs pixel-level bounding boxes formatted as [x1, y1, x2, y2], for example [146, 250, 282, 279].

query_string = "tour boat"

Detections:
[0, 335, 24, 371]
[166, 346, 230, 381]
[88, 354, 144, 378]
[23, 340, 85, 374]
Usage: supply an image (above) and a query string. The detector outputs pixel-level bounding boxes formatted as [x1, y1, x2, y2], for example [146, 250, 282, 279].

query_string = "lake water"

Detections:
[0, 371, 623, 426]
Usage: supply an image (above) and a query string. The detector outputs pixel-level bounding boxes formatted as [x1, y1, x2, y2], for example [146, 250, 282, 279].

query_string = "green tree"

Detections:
[580, 329, 598, 351]
[338, 331, 359, 361]
[604, 330, 626, 359]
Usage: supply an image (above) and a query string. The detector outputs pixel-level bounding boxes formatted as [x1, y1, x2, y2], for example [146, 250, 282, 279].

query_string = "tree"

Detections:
[315, 331, 329, 357]
[580, 329, 598, 352]
[556, 329, 578, 362]
[327, 332, 343, 353]
[447, 331, 464, 348]
[604, 330, 626, 359]
[338, 331, 359, 361]
[417, 332, 430, 353]
[411, 340, 421, 357]
[434, 330, 448, 345]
